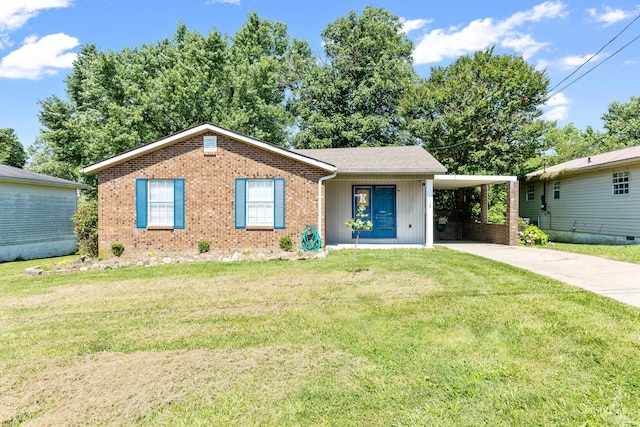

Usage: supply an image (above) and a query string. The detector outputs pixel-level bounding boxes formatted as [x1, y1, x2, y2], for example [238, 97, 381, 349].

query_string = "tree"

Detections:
[345, 205, 373, 277]
[0, 128, 27, 168]
[292, 5, 419, 148]
[32, 16, 312, 192]
[400, 47, 549, 177]
[602, 96, 640, 149]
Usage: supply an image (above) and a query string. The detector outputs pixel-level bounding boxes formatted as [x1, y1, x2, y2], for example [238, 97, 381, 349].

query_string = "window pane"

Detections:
[148, 180, 174, 225]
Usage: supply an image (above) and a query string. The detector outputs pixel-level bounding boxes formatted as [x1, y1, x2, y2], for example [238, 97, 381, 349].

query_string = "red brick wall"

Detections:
[97, 131, 328, 257]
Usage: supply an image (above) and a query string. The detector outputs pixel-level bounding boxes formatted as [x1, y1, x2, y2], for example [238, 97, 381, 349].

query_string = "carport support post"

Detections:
[425, 178, 434, 248]
[480, 184, 488, 224]
[506, 180, 519, 245]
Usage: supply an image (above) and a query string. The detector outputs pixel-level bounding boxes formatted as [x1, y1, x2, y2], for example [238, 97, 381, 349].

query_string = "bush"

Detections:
[110, 243, 125, 257]
[519, 224, 549, 246]
[72, 199, 98, 258]
[197, 240, 210, 254]
[279, 236, 293, 251]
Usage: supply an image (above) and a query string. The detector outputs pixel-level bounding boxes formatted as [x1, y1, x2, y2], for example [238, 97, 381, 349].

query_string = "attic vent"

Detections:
[204, 136, 217, 153]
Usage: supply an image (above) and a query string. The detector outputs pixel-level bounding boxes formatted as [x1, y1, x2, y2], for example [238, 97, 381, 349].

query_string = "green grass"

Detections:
[1, 249, 639, 426]
[548, 242, 640, 264]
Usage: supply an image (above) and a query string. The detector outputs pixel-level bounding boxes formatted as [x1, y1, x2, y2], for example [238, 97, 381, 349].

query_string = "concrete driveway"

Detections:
[437, 242, 640, 309]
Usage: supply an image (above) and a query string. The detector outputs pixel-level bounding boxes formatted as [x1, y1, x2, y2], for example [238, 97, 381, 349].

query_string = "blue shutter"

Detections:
[274, 178, 285, 229]
[235, 178, 246, 229]
[174, 178, 185, 229]
[136, 178, 147, 228]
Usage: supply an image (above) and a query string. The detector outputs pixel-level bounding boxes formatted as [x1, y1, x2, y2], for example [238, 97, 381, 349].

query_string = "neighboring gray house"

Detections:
[520, 145, 640, 244]
[0, 165, 88, 261]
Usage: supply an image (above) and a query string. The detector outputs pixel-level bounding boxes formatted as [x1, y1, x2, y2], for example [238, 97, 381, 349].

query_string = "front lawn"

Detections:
[548, 242, 640, 264]
[1, 249, 639, 426]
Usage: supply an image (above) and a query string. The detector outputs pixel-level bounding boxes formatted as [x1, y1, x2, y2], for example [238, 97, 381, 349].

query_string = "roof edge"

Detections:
[82, 123, 337, 174]
[0, 176, 89, 189]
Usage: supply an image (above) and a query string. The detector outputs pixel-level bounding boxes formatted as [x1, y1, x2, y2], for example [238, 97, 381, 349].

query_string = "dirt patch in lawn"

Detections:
[1, 345, 372, 426]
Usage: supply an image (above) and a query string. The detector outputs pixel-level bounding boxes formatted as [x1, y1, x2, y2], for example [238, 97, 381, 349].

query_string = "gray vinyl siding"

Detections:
[325, 175, 428, 245]
[519, 164, 640, 239]
[0, 181, 79, 261]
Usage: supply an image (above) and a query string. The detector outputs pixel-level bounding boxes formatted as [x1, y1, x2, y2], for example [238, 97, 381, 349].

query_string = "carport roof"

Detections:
[433, 174, 517, 190]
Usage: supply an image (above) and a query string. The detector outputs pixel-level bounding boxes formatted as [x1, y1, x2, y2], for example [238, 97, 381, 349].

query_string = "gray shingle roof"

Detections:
[527, 145, 640, 179]
[0, 164, 88, 188]
[295, 146, 447, 174]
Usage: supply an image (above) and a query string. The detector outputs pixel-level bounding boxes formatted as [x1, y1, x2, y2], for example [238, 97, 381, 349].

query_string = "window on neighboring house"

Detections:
[613, 171, 629, 195]
[235, 178, 285, 229]
[136, 178, 185, 229]
[553, 182, 560, 199]
[204, 135, 217, 153]
[526, 185, 535, 201]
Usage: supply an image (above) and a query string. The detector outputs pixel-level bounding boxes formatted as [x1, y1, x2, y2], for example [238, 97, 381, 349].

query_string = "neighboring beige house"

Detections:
[0, 165, 88, 262]
[82, 123, 519, 257]
[521, 145, 640, 244]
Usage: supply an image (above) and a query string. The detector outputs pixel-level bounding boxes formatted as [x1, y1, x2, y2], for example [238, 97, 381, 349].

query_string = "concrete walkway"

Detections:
[437, 242, 640, 309]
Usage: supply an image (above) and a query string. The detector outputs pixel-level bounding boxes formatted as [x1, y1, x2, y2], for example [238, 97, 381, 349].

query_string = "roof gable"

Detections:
[0, 164, 88, 189]
[528, 145, 640, 180]
[82, 123, 337, 174]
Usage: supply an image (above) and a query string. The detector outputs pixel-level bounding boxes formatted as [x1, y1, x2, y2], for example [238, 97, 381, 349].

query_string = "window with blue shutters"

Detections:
[235, 178, 285, 229]
[136, 178, 185, 229]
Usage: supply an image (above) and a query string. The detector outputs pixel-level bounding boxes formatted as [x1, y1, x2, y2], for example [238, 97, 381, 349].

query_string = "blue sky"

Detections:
[1, 0, 639, 151]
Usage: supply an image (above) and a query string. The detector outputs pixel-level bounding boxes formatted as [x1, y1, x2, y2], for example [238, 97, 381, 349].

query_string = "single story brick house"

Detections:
[521, 145, 640, 244]
[82, 123, 518, 257]
[0, 164, 88, 262]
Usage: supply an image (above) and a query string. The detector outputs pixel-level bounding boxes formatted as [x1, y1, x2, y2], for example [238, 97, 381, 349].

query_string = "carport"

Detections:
[433, 175, 519, 246]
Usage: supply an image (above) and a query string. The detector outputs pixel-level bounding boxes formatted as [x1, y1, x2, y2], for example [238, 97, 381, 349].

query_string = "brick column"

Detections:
[506, 180, 519, 245]
[480, 184, 488, 224]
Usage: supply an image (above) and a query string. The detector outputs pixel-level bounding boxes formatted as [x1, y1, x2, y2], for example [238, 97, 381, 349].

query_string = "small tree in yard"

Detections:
[345, 205, 373, 277]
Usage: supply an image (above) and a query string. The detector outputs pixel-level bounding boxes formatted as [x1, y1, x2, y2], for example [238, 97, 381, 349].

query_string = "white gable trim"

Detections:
[82, 123, 337, 174]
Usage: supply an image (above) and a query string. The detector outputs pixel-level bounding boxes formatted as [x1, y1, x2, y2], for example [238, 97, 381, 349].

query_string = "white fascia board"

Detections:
[82, 123, 336, 174]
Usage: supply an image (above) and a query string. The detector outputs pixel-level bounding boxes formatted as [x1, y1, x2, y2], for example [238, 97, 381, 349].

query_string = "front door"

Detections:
[352, 185, 396, 239]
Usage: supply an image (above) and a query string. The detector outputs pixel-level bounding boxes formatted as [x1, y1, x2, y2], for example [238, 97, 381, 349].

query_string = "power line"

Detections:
[547, 32, 640, 99]
[547, 12, 640, 95]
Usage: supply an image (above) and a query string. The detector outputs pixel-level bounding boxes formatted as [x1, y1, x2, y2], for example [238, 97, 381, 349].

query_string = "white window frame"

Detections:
[246, 179, 274, 226]
[204, 135, 217, 153]
[526, 185, 535, 201]
[613, 171, 629, 195]
[148, 180, 174, 226]
[553, 181, 560, 200]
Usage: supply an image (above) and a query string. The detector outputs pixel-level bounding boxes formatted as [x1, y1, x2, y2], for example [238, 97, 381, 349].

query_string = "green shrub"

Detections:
[110, 243, 125, 257]
[72, 200, 98, 258]
[197, 240, 210, 254]
[519, 224, 549, 246]
[279, 236, 293, 251]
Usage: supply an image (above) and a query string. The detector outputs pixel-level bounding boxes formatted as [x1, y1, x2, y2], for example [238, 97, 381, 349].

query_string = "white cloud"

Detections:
[0, 0, 71, 33]
[542, 105, 569, 121]
[542, 92, 570, 121]
[502, 34, 549, 59]
[206, 0, 240, 4]
[545, 92, 570, 107]
[537, 53, 604, 71]
[587, 6, 637, 26]
[400, 18, 432, 34]
[0, 33, 78, 79]
[412, 1, 566, 64]
[624, 59, 639, 65]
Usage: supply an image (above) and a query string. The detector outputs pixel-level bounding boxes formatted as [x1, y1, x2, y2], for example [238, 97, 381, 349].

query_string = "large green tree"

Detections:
[401, 47, 549, 177]
[292, 5, 419, 148]
[0, 128, 27, 168]
[602, 96, 640, 148]
[32, 15, 311, 189]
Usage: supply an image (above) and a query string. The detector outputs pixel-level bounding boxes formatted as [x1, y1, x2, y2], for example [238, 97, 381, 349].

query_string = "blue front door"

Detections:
[353, 185, 396, 239]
